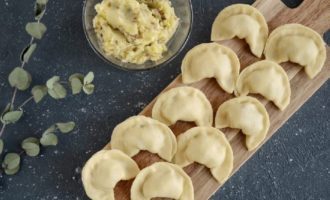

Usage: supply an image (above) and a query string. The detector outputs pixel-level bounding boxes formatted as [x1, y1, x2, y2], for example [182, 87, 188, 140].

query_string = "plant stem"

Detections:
[0, 17, 46, 141]
[10, 88, 18, 108]
[21, 37, 35, 69]
[0, 36, 35, 139]
[19, 150, 25, 156]
[18, 96, 34, 109]
[9, 37, 34, 108]
[1, 96, 34, 138]
[0, 124, 6, 138]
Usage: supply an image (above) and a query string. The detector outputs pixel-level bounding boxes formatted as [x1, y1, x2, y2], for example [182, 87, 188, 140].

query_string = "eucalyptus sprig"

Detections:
[1, 71, 94, 129]
[0, 0, 49, 138]
[0, 0, 96, 175]
[1, 122, 76, 175]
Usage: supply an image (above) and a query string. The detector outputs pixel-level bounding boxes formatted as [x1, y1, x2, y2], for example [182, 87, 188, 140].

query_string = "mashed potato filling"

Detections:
[93, 0, 179, 64]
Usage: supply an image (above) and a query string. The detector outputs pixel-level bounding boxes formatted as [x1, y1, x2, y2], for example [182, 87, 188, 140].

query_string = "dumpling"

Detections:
[131, 162, 194, 200]
[215, 96, 270, 151]
[82, 149, 140, 200]
[111, 115, 177, 161]
[211, 4, 268, 57]
[181, 43, 240, 93]
[173, 127, 233, 183]
[152, 86, 213, 126]
[264, 23, 326, 79]
[235, 60, 291, 110]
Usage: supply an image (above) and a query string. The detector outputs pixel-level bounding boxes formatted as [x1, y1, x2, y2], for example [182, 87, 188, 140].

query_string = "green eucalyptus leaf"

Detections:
[21, 43, 37, 63]
[83, 72, 94, 85]
[4, 165, 20, 175]
[53, 83, 67, 98]
[35, 6, 46, 21]
[1, 109, 23, 125]
[83, 84, 95, 95]
[69, 73, 84, 95]
[40, 133, 58, 146]
[46, 76, 67, 99]
[70, 77, 83, 95]
[48, 89, 58, 99]
[22, 137, 39, 144]
[1, 103, 14, 126]
[25, 22, 47, 39]
[1, 103, 13, 115]
[44, 125, 56, 134]
[8, 67, 32, 90]
[22, 142, 40, 157]
[69, 73, 84, 82]
[1, 103, 13, 124]
[0, 139, 4, 155]
[2, 153, 20, 170]
[56, 121, 75, 133]
[34, 0, 48, 20]
[48, 83, 67, 99]
[37, 0, 48, 4]
[46, 76, 60, 89]
[31, 85, 48, 103]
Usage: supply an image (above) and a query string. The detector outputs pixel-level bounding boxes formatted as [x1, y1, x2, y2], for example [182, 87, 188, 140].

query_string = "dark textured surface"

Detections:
[0, 0, 329, 199]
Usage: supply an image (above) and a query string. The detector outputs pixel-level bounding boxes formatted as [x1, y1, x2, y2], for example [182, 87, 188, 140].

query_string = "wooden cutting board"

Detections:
[104, 0, 330, 199]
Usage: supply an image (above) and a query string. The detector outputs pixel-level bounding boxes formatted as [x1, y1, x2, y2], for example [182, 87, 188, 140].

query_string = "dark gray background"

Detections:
[0, 0, 329, 199]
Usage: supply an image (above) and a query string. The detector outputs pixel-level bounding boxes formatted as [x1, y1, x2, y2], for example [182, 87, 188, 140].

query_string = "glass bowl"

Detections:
[82, 0, 193, 71]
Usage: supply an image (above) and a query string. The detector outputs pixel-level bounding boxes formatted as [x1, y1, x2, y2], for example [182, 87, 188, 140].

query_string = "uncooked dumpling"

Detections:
[235, 60, 291, 110]
[111, 115, 177, 161]
[181, 43, 240, 93]
[173, 127, 233, 183]
[264, 23, 326, 79]
[131, 162, 194, 200]
[211, 4, 268, 57]
[215, 96, 270, 151]
[82, 149, 140, 200]
[152, 86, 213, 126]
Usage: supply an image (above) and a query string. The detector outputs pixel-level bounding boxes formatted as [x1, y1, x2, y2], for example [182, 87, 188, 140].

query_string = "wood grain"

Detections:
[104, 0, 330, 199]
